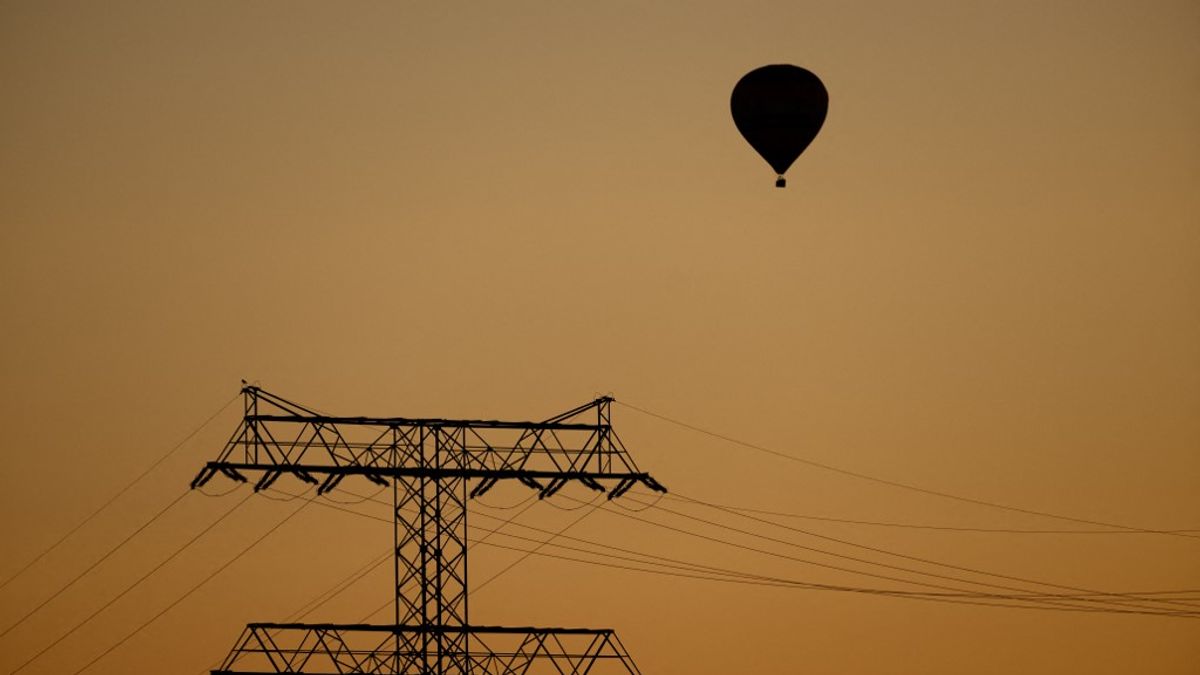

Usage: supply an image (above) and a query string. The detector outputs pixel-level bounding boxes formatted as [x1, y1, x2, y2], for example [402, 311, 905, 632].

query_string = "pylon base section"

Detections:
[211, 622, 643, 674]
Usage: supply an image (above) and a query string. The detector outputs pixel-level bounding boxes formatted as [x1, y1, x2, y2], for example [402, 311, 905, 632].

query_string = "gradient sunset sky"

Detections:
[1, 2, 1197, 673]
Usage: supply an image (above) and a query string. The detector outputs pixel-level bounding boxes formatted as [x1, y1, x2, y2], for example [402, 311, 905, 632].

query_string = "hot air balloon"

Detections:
[731, 64, 828, 187]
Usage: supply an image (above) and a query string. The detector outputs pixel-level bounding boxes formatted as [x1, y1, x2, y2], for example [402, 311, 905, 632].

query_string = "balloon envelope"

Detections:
[731, 65, 828, 182]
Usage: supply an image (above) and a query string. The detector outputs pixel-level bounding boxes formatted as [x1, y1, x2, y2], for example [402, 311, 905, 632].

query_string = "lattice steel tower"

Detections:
[190, 385, 666, 674]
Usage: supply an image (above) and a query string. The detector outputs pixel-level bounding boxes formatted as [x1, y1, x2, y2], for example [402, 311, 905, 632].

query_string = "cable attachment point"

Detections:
[317, 474, 344, 495]
[189, 466, 217, 490]
[518, 475, 544, 491]
[607, 477, 636, 500]
[538, 478, 568, 499]
[254, 470, 282, 492]
[640, 476, 668, 493]
[470, 476, 500, 499]
[579, 476, 606, 493]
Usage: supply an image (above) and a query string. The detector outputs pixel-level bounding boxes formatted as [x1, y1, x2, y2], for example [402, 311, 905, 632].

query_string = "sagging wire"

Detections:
[10, 491, 254, 674]
[68, 495, 312, 675]
[257, 484, 315, 502]
[197, 482, 244, 498]
[614, 398, 1200, 539]
[0, 392, 240, 593]
[612, 491, 666, 513]
[542, 492, 604, 512]
[474, 492, 538, 510]
[319, 485, 389, 506]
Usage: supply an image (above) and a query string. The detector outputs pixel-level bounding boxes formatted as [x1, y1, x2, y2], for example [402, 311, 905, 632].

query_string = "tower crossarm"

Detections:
[190, 386, 666, 499]
[212, 623, 643, 674]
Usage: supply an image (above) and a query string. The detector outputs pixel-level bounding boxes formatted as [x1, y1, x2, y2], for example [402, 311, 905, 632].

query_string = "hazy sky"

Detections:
[1, 1, 1197, 673]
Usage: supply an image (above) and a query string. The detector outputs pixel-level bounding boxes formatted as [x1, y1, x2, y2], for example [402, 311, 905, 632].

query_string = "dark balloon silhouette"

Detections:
[731, 64, 828, 187]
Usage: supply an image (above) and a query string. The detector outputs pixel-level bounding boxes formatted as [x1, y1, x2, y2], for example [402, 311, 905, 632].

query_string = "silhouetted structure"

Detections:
[731, 63, 829, 187]
[191, 385, 665, 674]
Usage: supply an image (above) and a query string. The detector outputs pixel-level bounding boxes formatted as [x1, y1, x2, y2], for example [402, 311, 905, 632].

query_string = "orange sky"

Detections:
[1, 2, 1197, 673]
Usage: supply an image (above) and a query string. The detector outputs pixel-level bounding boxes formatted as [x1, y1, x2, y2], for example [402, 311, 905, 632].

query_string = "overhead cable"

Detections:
[303, 485, 1197, 618]
[0, 490, 192, 642]
[615, 399, 1199, 539]
[0, 394, 238, 593]
[654, 492, 1200, 613]
[633, 490, 1200, 535]
[544, 494, 1180, 615]
[472, 538, 1194, 617]
[67, 496, 311, 675]
[8, 491, 251, 674]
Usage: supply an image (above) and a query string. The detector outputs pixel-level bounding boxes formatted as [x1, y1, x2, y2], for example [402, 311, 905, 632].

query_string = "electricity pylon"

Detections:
[190, 385, 666, 674]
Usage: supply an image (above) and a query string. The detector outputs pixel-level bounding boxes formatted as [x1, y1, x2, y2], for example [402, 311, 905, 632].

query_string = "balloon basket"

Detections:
[775, 176, 786, 188]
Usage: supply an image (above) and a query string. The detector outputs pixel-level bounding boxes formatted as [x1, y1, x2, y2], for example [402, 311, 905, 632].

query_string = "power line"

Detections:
[469, 498, 1200, 606]
[193, 522, 395, 675]
[285, 549, 392, 622]
[234, 526, 1184, 662]
[633, 489, 1200, 535]
[0, 489, 192, 642]
[472, 500, 601, 594]
[297, 489, 803, 599]
[466, 522, 1196, 615]
[303, 486, 1198, 618]
[576, 494, 1193, 616]
[465, 520, 1199, 616]
[470, 538, 1193, 617]
[615, 399, 1200, 539]
[651, 492, 1200, 613]
[8, 491, 251, 674]
[68, 496, 311, 675]
[335, 494, 1189, 616]
[354, 484, 1200, 615]
[0, 394, 239, 593]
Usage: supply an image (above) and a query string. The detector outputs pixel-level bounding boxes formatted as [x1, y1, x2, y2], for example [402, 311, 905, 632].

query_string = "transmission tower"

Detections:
[190, 385, 666, 674]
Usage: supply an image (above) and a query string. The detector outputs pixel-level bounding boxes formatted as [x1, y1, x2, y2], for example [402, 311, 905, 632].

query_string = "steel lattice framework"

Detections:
[191, 385, 666, 674]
